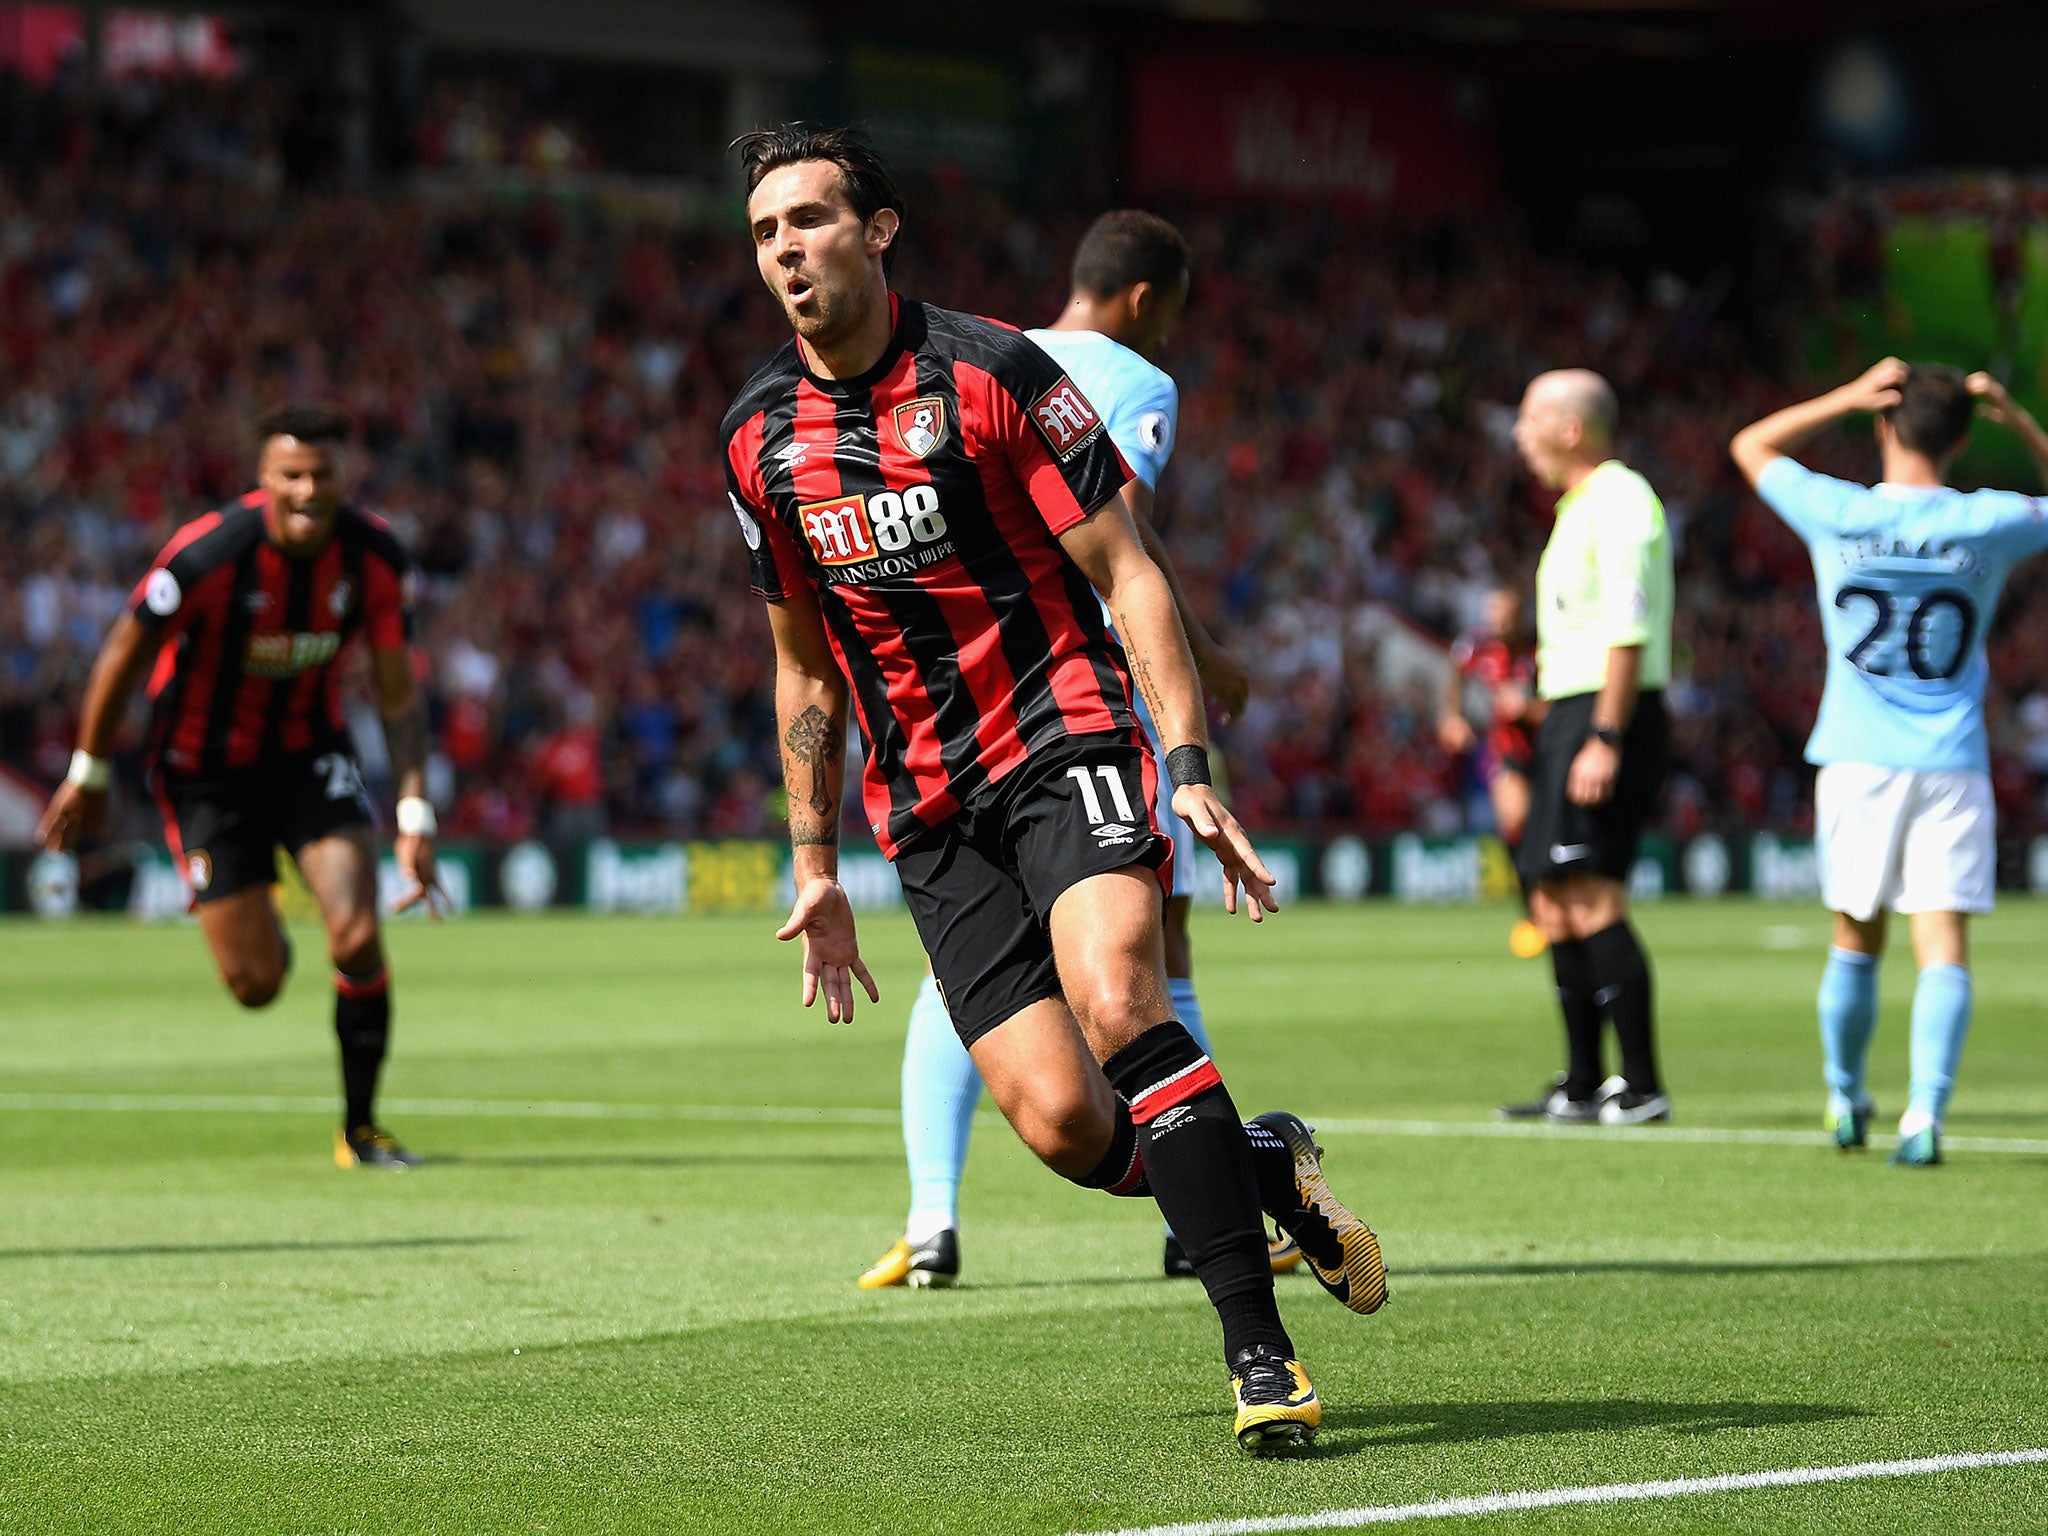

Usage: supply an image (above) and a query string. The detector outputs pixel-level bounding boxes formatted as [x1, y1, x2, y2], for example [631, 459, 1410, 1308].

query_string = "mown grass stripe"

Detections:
[3, 1093, 2042, 1154]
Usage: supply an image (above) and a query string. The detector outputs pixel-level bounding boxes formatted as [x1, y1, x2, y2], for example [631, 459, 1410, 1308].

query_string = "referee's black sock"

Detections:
[1104, 1022, 1291, 1361]
[334, 966, 391, 1129]
[1586, 920, 1660, 1096]
[1549, 938, 1606, 1099]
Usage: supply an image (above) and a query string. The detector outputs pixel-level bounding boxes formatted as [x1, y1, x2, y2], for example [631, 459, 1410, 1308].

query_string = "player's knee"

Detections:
[224, 964, 284, 1009]
[1010, 1085, 1108, 1169]
[327, 911, 381, 973]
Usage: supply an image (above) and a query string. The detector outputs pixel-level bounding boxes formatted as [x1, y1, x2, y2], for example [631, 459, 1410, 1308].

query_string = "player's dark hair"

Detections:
[255, 401, 352, 448]
[733, 122, 904, 276]
[1070, 210, 1191, 299]
[1887, 364, 1974, 459]
[1073, 211, 1187, 303]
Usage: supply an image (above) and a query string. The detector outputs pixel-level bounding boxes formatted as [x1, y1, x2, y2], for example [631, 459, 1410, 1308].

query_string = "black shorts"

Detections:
[895, 732, 1173, 1047]
[1517, 691, 1669, 888]
[153, 748, 375, 905]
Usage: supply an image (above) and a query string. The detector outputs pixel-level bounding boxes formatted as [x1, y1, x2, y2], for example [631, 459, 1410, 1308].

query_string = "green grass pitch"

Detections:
[2, 899, 2045, 1533]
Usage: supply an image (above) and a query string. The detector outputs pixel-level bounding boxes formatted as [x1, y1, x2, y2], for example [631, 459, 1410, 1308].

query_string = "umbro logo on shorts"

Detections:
[1550, 842, 1593, 863]
[1093, 821, 1137, 847]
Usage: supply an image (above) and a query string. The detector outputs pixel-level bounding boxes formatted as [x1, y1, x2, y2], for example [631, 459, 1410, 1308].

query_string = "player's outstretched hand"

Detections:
[776, 876, 880, 1023]
[392, 832, 450, 920]
[1437, 713, 1477, 755]
[1837, 356, 1908, 414]
[1172, 785, 1279, 922]
[35, 781, 105, 852]
[1967, 371, 2023, 427]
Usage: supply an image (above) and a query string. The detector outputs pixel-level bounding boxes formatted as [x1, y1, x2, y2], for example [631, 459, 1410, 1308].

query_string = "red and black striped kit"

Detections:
[722, 297, 1139, 856]
[129, 493, 413, 775]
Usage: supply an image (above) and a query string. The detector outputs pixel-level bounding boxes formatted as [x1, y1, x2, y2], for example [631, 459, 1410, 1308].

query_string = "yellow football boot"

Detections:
[1230, 1346, 1321, 1455]
[1253, 1111, 1387, 1315]
[856, 1230, 958, 1289]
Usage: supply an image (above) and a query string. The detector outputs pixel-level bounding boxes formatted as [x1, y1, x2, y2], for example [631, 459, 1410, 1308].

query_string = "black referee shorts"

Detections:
[1517, 690, 1669, 889]
[153, 748, 375, 905]
[894, 731, 1173, 1047]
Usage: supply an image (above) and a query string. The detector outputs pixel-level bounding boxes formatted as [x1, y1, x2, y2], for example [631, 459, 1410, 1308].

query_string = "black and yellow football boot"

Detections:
[1252, 1111, 1387, 1316]
[1230, 1344, 1320, 1455]
[856, 1229, 958, 1289]
[334, 1125, 422, 1170]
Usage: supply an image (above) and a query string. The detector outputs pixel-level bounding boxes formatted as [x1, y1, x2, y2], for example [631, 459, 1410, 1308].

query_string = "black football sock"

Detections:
[1063, 1093, 1151, 1198]
[1242, 1115, 1297, 1217]
[1549, 938, 1605, 1099]
[1586, 920, 1660, 1096]
[1105, 1022, 1291, 1361]
[334, 966, 391, 1130]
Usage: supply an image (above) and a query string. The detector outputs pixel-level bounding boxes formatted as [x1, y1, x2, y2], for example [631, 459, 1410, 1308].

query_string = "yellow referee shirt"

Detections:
[1534, 460, 1674, 701]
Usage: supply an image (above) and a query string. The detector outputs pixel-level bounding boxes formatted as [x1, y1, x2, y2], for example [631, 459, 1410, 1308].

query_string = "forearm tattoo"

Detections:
[783, 703, 844, 841]
[1114, 606, 1173, 729]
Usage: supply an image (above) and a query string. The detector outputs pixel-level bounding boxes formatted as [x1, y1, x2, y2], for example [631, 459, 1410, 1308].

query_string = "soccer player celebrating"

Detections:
[723, 125, 1383, 1453]
[1504, 370, 1675, 1126]
[36, 403, 440, 1169]
[854, 209, 1296, 1291]
[1731, 359, 2048, 1165]
[1439, 582, 1546, 956]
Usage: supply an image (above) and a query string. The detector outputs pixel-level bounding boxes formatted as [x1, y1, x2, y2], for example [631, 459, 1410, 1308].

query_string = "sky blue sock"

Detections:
[1817, 946, 1879, 1113]
[1907, 964, 1973, 1127]
[1170, 976, 1212, 1056]
[902, 974, 982, 1243]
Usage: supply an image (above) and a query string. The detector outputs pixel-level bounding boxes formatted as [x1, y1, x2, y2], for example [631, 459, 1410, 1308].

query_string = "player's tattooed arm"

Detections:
[783, 704, 844, 844]
[764, 586, 854, 873]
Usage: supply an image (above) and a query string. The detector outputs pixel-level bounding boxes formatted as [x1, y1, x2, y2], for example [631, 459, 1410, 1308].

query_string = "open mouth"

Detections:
[786, 274, 815, 305]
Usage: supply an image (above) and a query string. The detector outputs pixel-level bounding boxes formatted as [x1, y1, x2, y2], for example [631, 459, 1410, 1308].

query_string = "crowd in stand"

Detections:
[8, 79, 2048, 852]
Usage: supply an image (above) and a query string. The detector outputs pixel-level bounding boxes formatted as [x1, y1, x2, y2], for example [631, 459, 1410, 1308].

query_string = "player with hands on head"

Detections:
[37, 401, 442, 1169]
[724, 124, 1381, 1455]
[1730, 358, 2048, 1165]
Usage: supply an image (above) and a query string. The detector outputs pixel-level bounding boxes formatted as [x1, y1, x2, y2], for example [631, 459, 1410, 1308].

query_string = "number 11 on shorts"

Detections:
[1067, 764, 1137, 825]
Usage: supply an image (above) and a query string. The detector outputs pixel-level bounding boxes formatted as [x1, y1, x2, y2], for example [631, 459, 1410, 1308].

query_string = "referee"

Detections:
[1502, 369, 1675, 1125]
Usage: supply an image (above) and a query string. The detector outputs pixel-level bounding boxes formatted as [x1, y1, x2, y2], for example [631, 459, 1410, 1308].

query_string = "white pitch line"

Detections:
[1067, 1447, 2048, 1536]
[1307, 1115, 2048, 1156]
[0, 1093, 2043, 1154]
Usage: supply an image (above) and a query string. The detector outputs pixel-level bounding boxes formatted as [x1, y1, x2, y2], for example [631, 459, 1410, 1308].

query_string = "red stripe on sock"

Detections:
[334, 968, 388, 1000]
[1108, 1146, 1147, 1196]
[1129, 1058, 1222, 1124]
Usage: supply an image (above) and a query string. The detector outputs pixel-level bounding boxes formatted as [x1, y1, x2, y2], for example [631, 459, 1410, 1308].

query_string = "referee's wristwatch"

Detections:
[1589, 723, 1623, 749]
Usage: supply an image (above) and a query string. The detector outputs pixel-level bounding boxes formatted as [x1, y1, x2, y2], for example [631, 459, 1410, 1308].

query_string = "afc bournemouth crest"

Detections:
[893, 397, 947, 459]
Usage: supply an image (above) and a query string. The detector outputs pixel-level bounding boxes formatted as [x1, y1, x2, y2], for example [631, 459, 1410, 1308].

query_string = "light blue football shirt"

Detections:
[1025, 327, 1178, 489]
[1757, 456, 2048, 771]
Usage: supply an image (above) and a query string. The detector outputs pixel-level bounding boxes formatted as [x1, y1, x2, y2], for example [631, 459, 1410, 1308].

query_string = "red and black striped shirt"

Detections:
[722, 297, 1137, 858]
[130, 493, 414, 775]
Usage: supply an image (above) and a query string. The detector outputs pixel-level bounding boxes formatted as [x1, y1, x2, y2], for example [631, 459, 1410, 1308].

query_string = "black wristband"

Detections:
[1165, 745, 1212, 789]
[1590, 723, 1622, 749]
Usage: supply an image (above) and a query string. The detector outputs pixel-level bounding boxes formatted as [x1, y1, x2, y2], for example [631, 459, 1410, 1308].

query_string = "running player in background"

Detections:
[725, 124, 1383, 1452]
[1439, 582, 1547, 958]
[1731, 359, 2048, 1165]
[857, 210, 1298, 1291]
[36, 403, 442, 1169]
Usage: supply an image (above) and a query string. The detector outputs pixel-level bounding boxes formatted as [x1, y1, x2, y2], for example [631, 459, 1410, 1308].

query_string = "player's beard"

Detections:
[788, 275, 872, 356]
